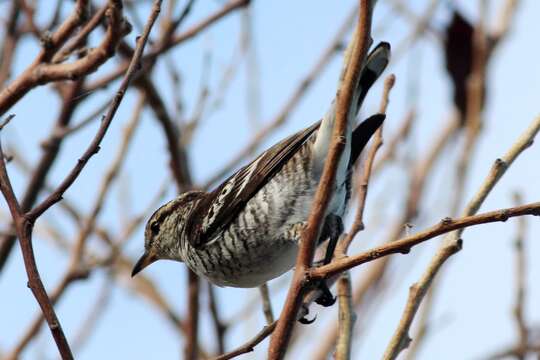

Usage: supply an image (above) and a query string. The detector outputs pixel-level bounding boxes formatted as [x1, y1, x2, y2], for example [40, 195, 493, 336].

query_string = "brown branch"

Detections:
[311, 201, 540, 281]
[304, 75, 395, 358]
[6, 269, 84, 360]
[0, 0, 129, 116]
[208, 283, 227, 355]
[268, 2, 376, 358]
[309, 112, 461, 360]
[26, 1, 160, 221]
[185, 270, 200, 360]
[0, 1, 21, 88]
[52, 4, 109, 64]
[383, 241, 461, 359]
[0, 80, 85, 273]
[6, 99, 146, 357]
[2, 4, 162, 355]
[0, 132, 73, 359]
[84, 0, 250, 93]
[297, 73, 396, 333]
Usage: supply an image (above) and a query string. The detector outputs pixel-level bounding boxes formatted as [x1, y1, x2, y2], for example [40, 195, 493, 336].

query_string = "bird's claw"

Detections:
[298, 305, 317, 324]
[298, 314, 317, 324]
[314, 280, 336, 307]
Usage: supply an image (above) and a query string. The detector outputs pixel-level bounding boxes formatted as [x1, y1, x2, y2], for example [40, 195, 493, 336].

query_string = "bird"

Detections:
[132, 42, 390, 308]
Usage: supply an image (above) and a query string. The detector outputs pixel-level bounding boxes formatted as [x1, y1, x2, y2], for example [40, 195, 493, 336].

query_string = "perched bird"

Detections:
[132, 42, 390, 305]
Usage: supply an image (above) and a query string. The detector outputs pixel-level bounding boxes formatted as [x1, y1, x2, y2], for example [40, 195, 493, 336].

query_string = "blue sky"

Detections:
[1, 0, 539, 359]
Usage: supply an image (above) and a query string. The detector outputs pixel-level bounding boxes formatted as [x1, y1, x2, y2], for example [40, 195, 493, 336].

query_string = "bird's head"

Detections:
[131, 191, 204, 277]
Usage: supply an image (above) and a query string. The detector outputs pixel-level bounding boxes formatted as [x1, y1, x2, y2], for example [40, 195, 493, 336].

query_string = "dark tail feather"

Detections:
[353, 42, 391, 115]
[349, 113, 385, 167]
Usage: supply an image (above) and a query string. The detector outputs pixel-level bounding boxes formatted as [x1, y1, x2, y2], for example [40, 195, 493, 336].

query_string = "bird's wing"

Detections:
[186, 122, 321, 248]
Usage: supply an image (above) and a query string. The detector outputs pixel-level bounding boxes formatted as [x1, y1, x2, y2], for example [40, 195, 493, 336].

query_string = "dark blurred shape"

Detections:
[444, 11, 478, 123]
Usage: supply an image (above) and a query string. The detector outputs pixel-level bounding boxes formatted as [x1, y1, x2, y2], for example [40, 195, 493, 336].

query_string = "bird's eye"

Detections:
[150, 222, 160, 235]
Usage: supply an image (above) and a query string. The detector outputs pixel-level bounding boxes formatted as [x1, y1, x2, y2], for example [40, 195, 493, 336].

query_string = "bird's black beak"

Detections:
[131, 251, 157, 277]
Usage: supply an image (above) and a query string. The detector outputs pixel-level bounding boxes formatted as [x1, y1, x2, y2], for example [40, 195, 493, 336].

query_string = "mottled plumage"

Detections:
[132, 42, 391, 290]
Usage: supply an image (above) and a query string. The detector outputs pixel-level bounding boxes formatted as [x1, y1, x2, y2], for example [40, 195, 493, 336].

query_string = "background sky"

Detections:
[1, 0, 539, 359]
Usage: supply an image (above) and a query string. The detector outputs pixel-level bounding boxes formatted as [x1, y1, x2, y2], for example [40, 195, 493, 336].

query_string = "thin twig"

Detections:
[512, 191, 528, 359]
[259, 283, 275, 324]
[27, 1, 161, 220]
[214, 322, 277, 360]
[0, 0, 130, 116]
[84, 0, 250, 93]
[0, 80, 85, 272]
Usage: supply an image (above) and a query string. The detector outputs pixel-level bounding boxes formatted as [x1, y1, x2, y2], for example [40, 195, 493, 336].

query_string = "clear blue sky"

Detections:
[1, 0, 539, 359]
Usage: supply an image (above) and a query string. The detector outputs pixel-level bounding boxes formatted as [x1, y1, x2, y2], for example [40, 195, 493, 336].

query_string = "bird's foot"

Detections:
[298, 305, 317, 325]
[314, 280, 336, 307]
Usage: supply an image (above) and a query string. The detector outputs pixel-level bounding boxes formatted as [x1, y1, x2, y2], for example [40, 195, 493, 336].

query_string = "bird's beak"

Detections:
[131, 251, 157, 277]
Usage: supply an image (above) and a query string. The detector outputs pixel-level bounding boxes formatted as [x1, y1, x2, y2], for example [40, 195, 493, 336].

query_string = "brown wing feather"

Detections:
[186, 121, 321, 248]
[186, 42, 390, 248]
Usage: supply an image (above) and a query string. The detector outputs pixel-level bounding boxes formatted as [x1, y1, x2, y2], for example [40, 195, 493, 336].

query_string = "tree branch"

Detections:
[382, 114, 540, 359]
[268, 1, 377, 358]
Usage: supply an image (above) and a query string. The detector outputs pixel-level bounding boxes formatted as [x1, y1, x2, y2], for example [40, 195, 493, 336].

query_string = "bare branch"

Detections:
[27, 1, 161, 220]
[0, 0, 130, 116]
[269, 2, 377, 358]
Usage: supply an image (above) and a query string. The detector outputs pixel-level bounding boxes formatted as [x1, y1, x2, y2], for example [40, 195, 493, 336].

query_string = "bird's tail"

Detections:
[350, 42, 391, 117]
[312, 42, 391, 174]
[347, 42, 391, 166]
[349, 113, 385, 166]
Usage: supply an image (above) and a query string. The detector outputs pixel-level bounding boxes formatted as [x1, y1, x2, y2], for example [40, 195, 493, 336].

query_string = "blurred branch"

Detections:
[202, 5, 358, 189]
[52, 4, 109, 64]
[259, 283, 275, 324]
[208, 283, 227, 355]
[0, 0, 131, 116]
[215, 322, 277, 360]
[0, 80, 84, 273]
[382, 114, 540, 360]
[0, 1, 21, 87]
[71, 277, 114, 353]
[490, 0, 520, 47]
[371, 108, 414, 174]
[403, 286, 436, 360]
[84, 0, 250, 93]
[334, 272, 355, 360]
[512, 191, 528, 360]
[0, 2, 161, 359]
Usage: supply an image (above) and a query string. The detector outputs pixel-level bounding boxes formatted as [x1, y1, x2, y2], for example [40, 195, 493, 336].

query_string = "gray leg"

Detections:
[314, 214, 344, 308]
